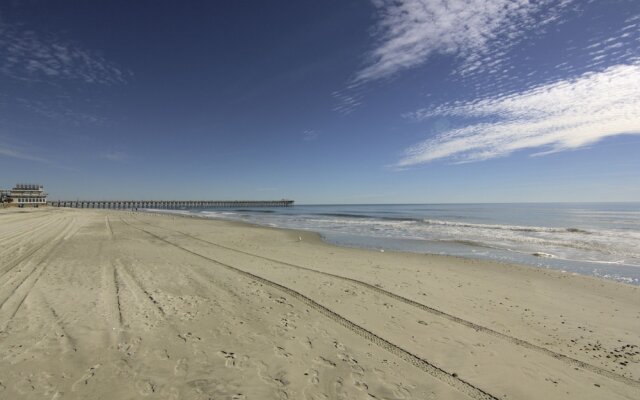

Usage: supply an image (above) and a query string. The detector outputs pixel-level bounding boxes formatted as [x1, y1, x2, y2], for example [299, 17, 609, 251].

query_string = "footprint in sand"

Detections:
[300, 336, 313, 350]
[15, 373, 56, 396]
[71, 364, 101, 391]
[154, 348, 171, 360]
[304, 369, 319, 384]
[337, 350, 362, 370]
[333, 340, 346, 351]
[304, 392, 329, 400]
[118, 337, 142, 357]
[273, 296, 291, 306]
[177, 332, 202, 343]
[254, 361, 290, 400]
[15, 375, 35, 395]
[354, 380, 369, 391]
[313, 356, 336, 368]
[174, 358, 188, 376]
[333, 377, 349, 400]
[218, 350, 249, 368]
[337, 354, 367, 391]
[274, 346, 292, 358]
[189, 378, 246, 398]
[279, 316, 297, 331]
[391, 383, 412, 399]
[302, 371, 329, 400]
[273, 371, 290, 388]
[137, 379, 157, 396]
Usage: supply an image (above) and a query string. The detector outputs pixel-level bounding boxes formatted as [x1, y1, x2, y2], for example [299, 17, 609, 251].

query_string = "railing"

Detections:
[48, 200, 294, 209]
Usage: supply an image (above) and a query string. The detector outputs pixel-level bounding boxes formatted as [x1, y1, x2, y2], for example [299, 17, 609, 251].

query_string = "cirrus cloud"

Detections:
[397, 62, 640, 166]
[356, 0, 575, 83]
[0, 22, 129, 85]
[100, 150, 128, 162]
[0, 144, 47, 162]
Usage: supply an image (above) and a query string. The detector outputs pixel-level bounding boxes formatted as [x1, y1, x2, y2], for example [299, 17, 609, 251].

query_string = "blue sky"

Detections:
[0, 0, 639, 203]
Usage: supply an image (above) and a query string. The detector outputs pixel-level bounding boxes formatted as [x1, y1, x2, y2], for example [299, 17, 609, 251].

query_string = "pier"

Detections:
[49, 199, 294, 209]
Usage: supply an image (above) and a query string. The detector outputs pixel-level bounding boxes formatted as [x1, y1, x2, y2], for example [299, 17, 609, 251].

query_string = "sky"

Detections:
[0, 0, 639, 203]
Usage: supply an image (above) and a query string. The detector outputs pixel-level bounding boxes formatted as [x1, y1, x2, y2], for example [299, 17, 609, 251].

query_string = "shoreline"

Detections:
[1, 208, 638, 399]
[141, 207, 640, 288]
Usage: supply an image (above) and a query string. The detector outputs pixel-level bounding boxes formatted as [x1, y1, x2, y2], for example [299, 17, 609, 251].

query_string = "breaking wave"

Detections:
[153, 202, 640, 284]
[421, 219, 590, 234]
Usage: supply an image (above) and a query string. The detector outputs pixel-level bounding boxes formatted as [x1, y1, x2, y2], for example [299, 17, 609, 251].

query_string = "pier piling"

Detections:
[49, 199, 294, 209]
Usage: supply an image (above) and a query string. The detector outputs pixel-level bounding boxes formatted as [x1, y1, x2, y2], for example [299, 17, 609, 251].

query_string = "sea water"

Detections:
[153, 203, 640, 285]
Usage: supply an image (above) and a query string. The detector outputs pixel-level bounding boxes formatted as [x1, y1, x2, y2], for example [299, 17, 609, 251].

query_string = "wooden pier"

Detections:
[49, 199, 294, 209]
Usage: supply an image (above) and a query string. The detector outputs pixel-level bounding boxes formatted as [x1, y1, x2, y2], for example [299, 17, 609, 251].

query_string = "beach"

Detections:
[0, 208, 638, 399]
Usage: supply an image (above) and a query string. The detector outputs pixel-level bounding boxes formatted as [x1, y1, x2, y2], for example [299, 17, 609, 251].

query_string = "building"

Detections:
[0, 189, 10, 206]
[7, 184, 48, 207]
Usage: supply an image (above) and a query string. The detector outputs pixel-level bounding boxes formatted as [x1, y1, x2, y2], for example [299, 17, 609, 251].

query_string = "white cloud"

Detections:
[0, 143, 47, 162]
[303, 129, 319, 141]
[0, 22, 129, 85]
[356, 0, 575, 83]
[332, 89, 364, 115]
[397, 63, 640, 166]
[100, 151, 128, 162]
[15, 97, 105, 125]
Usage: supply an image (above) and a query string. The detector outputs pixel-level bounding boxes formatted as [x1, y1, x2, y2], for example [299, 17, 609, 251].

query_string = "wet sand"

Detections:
[0, 208, 638, 399]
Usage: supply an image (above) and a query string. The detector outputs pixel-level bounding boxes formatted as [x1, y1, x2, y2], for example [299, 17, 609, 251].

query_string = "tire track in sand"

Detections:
[113, 259, 168, 326]
[0, 216, 67, 276]
[0, 216, 73, 287]
[0, 216, 80, 331]
[0, 213, 57, 247]
[101, 261, 123, 335]
[100, 216, 123, 342]
[110, 217, 167, 321]
[2, 289, 78, 361]
[0, 212, 55, 242]
[120, 218, 499, 400]
[133, 216, 640, 390]
[105, 215, 114, 240]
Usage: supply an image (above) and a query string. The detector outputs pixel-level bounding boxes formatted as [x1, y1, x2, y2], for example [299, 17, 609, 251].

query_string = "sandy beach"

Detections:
[0, 207, 638, 400]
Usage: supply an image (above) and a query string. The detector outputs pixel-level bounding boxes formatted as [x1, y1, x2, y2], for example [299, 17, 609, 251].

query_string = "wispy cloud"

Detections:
[334, 0, 576, 113]
[0, 142, 48, 162]
[100, 150, 128, 162]
[303, 129, 320, 141]
[397, 63, 640, 166]
[0, 22, 129, 85]
[332, 90, 363, 115]
[356, 0, 575, 83]
[16, 97, 105, 126]
[582, 15, 640, 71]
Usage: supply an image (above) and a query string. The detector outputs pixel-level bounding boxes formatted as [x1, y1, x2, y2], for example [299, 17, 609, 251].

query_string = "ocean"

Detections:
[152, 203, 640, 285]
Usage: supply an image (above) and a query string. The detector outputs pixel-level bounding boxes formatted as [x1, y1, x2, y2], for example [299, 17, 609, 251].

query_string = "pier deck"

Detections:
[49, 199, 294, 209]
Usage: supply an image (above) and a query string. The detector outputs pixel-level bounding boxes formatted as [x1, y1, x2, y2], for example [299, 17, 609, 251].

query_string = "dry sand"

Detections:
[0, 208, 638, 399]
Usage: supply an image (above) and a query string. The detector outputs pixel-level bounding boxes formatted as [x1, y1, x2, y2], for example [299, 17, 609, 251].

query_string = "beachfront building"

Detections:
[0, 189, 10, 207]
[7, 184, 48, 207]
